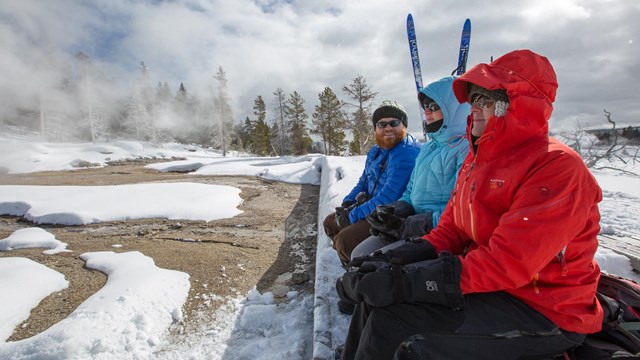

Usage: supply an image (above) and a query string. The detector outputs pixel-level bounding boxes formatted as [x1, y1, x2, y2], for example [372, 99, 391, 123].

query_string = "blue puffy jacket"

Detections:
[399, 76, 469, 227]
[344, 134, 421, 223]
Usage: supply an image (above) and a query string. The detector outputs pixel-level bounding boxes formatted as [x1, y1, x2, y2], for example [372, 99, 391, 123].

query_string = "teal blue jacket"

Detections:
[399, 76, 470, 227]
[345, 134, 421, 223]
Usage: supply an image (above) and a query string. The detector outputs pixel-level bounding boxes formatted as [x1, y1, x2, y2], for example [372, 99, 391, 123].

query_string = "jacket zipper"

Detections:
[557, 246, 568, 276]
[531, 247, 568, 296]
[457, 161, 475, 230]
[469, 182, 477, 241]
[459, 159, 477, 240]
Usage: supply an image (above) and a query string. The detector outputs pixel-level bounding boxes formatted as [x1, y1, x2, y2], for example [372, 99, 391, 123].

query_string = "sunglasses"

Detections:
[421, 100, 441, 112]
[470, 94, 496, 110]
[376, 119, 402, 129]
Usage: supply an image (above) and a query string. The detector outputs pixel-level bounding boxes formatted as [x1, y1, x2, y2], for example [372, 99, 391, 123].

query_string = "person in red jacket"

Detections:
[335, 49, 603, 360]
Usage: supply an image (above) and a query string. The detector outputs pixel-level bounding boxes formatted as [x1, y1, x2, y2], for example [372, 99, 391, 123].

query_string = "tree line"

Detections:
[3, 53, 381, 157]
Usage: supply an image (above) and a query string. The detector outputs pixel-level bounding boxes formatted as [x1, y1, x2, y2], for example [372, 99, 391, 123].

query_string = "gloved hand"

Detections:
[335, 209, 351, 228]
[341, 252, 463, 311]
[389, 200, 416, 218]
[341, 200, 356, 209]
[349, 238, 437, 267]
[366, 205, 405, 242]
[400, 212, 434, 239]
[339, 258, 396, 307]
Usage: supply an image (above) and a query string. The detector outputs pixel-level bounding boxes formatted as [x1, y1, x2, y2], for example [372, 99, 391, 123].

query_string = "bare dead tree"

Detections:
[558, 109, 639, 176]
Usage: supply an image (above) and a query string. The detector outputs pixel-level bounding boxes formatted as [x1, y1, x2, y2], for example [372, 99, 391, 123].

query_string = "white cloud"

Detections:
[0, 0, 638, 134]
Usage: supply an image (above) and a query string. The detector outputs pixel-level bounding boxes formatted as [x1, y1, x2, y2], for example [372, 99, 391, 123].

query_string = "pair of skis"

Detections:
[407, 15, 471, 138]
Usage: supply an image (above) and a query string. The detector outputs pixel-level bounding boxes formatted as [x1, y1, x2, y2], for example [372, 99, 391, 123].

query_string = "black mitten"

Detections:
[342, 252, 463, 311]
[402, 252, 463, 311]
[340, 259, 398, 307]
[349, 238, 437, 267]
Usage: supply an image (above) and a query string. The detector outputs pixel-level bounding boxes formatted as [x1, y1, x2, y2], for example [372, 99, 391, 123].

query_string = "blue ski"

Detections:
[453, 18, 471, 75]
[406, 13, 427, 138]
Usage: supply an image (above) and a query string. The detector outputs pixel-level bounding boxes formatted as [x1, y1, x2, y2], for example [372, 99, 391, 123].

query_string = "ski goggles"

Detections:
[421, 100, 441, 112]
[470, 94, 497, 110]
[376, 119, 403, 129]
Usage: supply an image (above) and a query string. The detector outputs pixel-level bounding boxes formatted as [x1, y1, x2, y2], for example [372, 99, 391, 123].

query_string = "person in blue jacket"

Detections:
[323, 100, 421, 266]
[351, 76, 470, 258]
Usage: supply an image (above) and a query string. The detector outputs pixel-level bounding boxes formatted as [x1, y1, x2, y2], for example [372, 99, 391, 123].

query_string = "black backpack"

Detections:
[569, 272, 640, 359]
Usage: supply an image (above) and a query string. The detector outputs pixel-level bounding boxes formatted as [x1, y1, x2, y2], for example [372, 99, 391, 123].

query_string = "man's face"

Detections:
[470, 94, 497, 137]
[374, 117, 407, 149]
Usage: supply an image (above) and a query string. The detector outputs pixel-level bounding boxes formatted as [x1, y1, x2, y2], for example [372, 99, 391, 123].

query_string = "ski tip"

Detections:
[407, 13, 413, 21]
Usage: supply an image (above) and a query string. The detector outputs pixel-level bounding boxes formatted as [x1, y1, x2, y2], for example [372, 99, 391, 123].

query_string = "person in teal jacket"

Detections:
[351, 76, 470, 259]
[323, 100, 421, 265]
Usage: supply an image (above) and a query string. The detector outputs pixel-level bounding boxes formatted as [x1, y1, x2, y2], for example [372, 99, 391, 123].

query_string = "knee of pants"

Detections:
[333, 235, 350, 262]
[323, 213, 339, 238]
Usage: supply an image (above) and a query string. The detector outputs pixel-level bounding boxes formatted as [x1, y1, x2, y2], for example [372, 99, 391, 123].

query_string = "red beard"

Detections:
[375, 127, 407, 149]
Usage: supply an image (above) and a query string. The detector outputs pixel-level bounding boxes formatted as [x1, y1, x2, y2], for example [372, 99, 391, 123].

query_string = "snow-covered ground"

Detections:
[1, 132, 639, 359]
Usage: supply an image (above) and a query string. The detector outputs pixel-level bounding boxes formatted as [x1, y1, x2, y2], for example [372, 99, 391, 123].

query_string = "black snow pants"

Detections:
[340, 292, 585, 360]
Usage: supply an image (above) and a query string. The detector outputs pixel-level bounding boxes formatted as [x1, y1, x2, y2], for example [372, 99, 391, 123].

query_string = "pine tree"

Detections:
[349, 131, 362, 155]
[269, 122, 281, 155]
[271, 88, 289, 156]
[284, 91, 312, 155]
[138, 61, 155, 142]
[152, 81, 175, 142]
[342, 74, 377, 154]
[312, 87, 347, 155]
[213, 66, 234, 156]
[155, 82, 172, 105]
[236, 116, 254, 151]
[176, 82, 188, 102]
[172, 82, 198, 143]
[75, 51, 110, 142]
[251, 95, 271, 155]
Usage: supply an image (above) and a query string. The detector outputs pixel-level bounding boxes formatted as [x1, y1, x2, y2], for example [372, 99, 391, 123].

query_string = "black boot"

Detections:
[334, 344, 344, 360]
[338, 299, 356, 315]
[336, 276, 357, 315]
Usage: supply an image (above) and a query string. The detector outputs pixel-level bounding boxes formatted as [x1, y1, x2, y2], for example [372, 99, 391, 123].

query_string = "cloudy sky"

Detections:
[1, 0, 638, 135]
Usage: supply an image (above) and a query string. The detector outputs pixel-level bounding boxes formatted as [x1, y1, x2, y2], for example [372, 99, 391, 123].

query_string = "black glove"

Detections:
[366, 205, 405, 242]
[335, 210, 351, 228]
[390, 200, 416, 218]
[341, 252, 463, 311]
[349, 237, 437, 267]
[400, 212, 434, 239]
[341, 200, 356, 209]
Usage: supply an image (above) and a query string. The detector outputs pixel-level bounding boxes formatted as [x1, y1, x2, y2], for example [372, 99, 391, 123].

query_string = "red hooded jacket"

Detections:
[424, 49, 603, 334]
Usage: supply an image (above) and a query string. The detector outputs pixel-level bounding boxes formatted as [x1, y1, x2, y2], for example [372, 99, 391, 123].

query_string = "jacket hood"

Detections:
[452, 49, 558, 156]
[419, 76, 470, 144]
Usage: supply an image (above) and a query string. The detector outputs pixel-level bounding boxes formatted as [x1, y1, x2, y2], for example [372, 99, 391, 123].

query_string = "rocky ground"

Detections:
[0, 162, 319, 342]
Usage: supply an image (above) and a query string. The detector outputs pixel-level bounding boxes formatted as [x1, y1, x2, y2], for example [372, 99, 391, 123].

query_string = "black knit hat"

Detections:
[371, 100, 408, 127]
